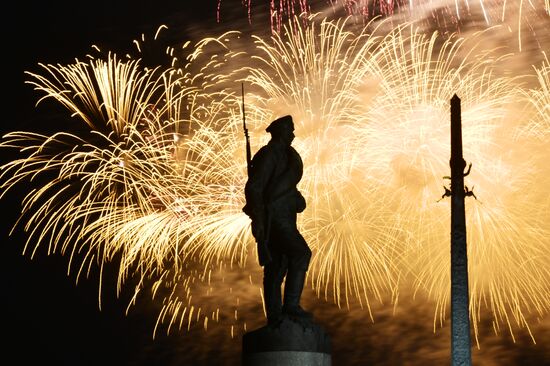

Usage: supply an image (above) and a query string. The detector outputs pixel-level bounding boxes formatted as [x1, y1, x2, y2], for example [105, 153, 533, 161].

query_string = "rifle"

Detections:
[242, 83, 252, 175]
[241, 83, 272, 265]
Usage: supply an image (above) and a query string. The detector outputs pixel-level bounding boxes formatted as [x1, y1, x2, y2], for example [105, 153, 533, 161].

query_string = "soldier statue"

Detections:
[243, 115, 312, 327]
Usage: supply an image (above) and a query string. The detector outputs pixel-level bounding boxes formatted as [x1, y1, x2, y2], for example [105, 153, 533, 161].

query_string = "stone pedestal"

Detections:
[242, 317, 331, 366]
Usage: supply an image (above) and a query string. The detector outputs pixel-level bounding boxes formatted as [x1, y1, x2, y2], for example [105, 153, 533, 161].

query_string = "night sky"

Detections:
[5, 1, 550, 365]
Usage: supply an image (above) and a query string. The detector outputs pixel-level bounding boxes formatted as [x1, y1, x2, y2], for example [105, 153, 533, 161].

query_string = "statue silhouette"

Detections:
[243, 115, 312, 327]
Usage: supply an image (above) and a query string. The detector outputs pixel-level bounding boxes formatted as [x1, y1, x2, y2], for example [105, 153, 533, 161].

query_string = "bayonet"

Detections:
[242, 83, 252, 175]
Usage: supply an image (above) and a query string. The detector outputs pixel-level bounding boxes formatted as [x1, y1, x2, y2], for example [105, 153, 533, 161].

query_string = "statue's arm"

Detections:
[244, 146, 275, 221]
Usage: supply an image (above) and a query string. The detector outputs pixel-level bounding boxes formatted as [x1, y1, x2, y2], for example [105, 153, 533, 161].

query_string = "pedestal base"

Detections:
[242, 316, 331, 366]
[244, 351, 331, 366]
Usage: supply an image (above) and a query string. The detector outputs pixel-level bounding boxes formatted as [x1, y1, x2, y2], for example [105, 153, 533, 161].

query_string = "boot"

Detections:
[282, 269, 313, 319]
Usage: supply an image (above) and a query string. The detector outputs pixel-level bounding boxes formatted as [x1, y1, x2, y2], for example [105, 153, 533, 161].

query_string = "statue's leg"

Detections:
[263, 252, 287, 326]
[282, 230, 312, 319]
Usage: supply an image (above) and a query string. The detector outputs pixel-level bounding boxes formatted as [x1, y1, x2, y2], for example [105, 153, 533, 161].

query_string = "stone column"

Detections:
[450, 94, 472, 366]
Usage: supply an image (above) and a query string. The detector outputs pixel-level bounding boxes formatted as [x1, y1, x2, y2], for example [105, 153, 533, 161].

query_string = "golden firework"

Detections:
[2, 15, 549, 345]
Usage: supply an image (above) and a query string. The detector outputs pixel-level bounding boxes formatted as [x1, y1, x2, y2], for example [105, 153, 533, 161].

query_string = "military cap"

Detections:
[266, 115, 294, 134]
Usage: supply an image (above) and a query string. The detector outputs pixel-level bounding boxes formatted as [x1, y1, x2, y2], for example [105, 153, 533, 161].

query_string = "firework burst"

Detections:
[357, 22, 550, 344]
[1, 55, 193, 293]
[3, 12, 549, 345]
[219, 0, 550, 52]
[242, 14, 550, 343]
